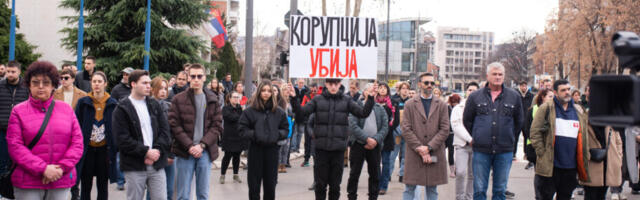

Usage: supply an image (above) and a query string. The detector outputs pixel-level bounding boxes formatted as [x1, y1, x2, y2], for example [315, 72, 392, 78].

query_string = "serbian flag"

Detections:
[205, 9, 228, 48]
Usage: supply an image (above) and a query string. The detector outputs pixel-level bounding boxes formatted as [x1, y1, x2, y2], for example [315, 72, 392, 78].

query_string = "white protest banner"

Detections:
[289, 15, 378, 79]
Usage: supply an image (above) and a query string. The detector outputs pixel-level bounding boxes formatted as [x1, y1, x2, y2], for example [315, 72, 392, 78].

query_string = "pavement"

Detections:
[89, 140, 637, 200]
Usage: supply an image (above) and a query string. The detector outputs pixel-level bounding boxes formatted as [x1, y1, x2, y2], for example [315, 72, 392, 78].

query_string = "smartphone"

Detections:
[430, 156, 438, 163]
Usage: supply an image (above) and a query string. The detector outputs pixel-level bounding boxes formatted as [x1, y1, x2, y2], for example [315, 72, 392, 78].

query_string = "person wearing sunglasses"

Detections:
[401, 73, 451, 200]
[54, 68, 87, 111]
[168, 64, 223, 200]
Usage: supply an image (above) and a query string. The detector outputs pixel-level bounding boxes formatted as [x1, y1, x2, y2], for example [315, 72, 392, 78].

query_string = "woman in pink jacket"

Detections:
[6, 61, 83, 200]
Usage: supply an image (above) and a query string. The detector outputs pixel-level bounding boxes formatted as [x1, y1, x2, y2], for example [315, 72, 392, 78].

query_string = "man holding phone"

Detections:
[400, 73, 450, 200]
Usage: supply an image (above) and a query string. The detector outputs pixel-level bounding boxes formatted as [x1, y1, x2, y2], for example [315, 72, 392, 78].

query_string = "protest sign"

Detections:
[289, 15, 378, 79]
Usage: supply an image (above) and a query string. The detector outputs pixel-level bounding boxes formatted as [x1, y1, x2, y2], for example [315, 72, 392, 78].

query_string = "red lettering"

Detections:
[348, 49, 358, 78]
[330, 49, 340, 77]
[318, 48, 330, 77]
[309, 48, 319, 77]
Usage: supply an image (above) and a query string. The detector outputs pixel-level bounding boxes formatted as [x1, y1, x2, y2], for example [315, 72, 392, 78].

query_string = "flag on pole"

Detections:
[204, 9, 228, 48]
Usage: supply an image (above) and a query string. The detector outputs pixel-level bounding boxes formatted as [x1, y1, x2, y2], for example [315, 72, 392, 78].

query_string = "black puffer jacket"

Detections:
[238, 102, 289, 147]
[0, 78, 29, 132]
[292, 87, 374, 151]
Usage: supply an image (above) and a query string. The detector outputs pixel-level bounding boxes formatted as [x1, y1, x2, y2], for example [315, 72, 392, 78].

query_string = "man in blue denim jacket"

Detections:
[462, 62, 523, 200]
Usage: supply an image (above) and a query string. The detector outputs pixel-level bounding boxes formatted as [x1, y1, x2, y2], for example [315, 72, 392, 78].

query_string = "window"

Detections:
[446, 50, 453, 56]
[402, 53, 414, 72]
[446, 66, 450, 72]
[474, 59, 481, 65]
[475, 52, 482, 57]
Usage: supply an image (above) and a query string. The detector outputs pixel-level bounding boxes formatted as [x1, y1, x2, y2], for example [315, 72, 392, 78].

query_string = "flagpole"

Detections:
[76, 0, 85, 71]
[144, 0, 151, 71]
[9, 0, 16, 61]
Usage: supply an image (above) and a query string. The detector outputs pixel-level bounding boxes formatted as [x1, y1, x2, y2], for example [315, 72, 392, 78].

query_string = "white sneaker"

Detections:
[611, 193, 620, 200]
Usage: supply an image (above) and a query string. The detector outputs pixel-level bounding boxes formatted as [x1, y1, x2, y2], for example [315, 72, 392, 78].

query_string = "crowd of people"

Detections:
[0, 57, 639, 200]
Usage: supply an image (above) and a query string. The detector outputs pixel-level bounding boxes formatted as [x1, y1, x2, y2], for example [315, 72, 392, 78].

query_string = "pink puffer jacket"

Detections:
[6, 96, 83, 189]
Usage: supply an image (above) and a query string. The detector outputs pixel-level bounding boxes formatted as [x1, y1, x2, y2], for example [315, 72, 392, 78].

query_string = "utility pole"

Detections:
[9, 0, 16, 61]
[144, 0, 151, 71]
[244, 0, 254, 96]
[384, 0, 390, 82]
[76, 0, 85, 70]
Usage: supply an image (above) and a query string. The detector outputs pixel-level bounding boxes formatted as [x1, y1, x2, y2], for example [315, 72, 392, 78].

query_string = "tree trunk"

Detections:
[322, 0, 327, 16]
[345, 0, 351, 16]
[353, 0, 362, 16]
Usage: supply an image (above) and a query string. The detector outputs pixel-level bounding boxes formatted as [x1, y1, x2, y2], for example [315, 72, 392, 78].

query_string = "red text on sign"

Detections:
[309, 48, 358, 78]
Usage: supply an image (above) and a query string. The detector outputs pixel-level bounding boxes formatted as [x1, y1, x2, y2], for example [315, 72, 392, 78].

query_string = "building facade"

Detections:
[377, 18, 432, 85]
[435, 27, 494, 91]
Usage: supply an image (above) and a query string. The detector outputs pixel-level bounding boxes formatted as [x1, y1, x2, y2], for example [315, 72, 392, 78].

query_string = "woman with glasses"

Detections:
[6, 61, 84, 199]
[233, 81, 248, 108]
[219, 91, 248, 184]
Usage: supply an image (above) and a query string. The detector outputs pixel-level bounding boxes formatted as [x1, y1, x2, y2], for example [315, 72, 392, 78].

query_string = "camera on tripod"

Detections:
[588, 31, 640, 127]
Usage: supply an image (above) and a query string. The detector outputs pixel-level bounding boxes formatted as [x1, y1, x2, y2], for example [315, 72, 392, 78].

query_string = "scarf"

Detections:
[376, 95, 395, 126]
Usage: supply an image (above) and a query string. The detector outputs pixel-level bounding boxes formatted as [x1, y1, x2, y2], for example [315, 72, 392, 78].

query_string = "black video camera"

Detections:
[588, 31, 640, 127]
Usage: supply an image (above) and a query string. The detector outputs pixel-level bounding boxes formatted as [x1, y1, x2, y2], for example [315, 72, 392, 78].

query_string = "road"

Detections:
[92, 144, 636, 199]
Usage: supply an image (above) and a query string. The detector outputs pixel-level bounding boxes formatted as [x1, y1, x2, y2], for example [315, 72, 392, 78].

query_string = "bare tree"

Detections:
[490, 30, 537, 84]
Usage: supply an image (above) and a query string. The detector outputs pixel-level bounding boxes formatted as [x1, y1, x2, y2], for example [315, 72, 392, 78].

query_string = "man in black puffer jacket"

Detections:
[0, 61, 29, 179]
[290, 79, 375, 200]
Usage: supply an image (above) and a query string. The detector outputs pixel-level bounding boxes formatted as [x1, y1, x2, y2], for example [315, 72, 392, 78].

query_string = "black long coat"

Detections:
[221, 104, 248, 152]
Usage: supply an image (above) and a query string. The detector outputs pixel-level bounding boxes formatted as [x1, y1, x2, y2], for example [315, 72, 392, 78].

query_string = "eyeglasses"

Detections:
[31, 80, 52, 87]
[231, 96, 241, 99]
[61, 76, 72, 80]
[423, 81, 435, 86]
[190, 75, 204, 80]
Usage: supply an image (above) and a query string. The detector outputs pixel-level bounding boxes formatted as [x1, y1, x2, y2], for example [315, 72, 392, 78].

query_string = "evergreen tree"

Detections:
[215, 41, 240, 82]
[59, 0, 211, 85]
[0, 3, 40, 68]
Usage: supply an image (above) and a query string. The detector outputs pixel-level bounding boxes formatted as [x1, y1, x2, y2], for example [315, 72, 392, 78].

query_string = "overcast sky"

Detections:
[236, 0, 559, 43]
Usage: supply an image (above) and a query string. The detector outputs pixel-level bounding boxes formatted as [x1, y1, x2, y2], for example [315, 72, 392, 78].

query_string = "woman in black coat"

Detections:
[219, 91, 248, 184]
[238, 81, 289, 200]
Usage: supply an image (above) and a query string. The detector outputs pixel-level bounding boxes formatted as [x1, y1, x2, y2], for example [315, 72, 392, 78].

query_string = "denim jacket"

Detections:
[462, 84, 523, 154]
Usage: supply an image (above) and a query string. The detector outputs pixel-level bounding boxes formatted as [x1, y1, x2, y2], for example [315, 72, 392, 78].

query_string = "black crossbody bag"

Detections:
[589, 128, 611, 163]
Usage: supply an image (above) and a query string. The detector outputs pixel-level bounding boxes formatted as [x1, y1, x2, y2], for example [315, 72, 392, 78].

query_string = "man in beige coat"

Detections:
[401, 72, 450, 200]
[54, 68, 87, 110]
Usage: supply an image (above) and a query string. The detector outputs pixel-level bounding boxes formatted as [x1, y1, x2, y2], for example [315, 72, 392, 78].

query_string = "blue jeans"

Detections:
[176, 151, 211, 200]
[472, 151, 513, 200]
[379, 150, 393, 190]
[403, 185, 437, 200]
[290, 123, 305, 151]
[389, 137, 406, 177]
[116, 152, 125, 186]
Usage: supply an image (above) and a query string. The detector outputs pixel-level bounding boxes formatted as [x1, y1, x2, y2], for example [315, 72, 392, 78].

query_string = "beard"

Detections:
[6, 76, 18, 84]
[422, 88, 432, 96]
